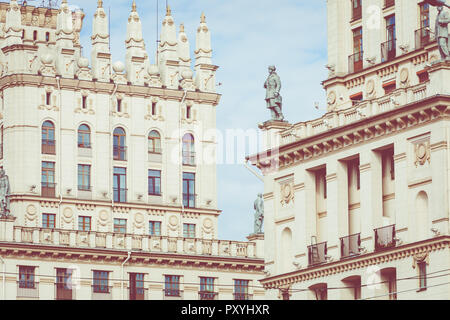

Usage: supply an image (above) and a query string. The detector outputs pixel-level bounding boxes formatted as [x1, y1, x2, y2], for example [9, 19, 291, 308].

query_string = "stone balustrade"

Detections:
[12, 226, 260, 259]
[280, 81, 431, 146]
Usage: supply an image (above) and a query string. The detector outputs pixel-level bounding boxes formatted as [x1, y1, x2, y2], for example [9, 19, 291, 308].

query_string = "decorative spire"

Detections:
[166, 5, 172, 16]
[178, 23, 191, 65]
[132, 0, 137, 12]
[201, 12, 206, 23]
[98, 0, 103, 8]
[180, 23, 185, 33]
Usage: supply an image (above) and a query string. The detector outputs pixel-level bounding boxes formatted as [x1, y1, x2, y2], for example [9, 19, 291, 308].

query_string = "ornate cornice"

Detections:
[260, 236, 450, 289]
[0, 73, 221, 106]
[248, 95, 450, 174]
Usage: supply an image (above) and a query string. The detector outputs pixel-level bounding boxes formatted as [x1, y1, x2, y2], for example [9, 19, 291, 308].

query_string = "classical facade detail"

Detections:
[414, 140, 431, 167]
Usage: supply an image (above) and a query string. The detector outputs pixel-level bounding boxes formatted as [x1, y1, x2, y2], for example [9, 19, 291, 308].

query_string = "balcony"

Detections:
[129, 287, 148, 300]
[340, 233, 361, 259]
[42, 139, 56, 155]
[17, 281, 39, 299]
[92, 285, 112, 300]
[113, 146, 127, 161]
[163, 289, 184, 300]
[113, 188, 127, 203]
[55, 283, 75, 300]
[41, 182, 56, 198]
[199, 291, 218, 300]
[233, 293, 253, 300]
[182, 151, 196, 166]
[415, 27, 433, 50]
[349, 51, 364, 74]
[381, 39, 396, 62]
[308, 242, 328, 266]
[374, 225, 396, 252]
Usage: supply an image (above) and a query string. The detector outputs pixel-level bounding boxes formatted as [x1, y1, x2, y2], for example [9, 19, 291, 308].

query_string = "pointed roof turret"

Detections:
[160, 4, 177, 48]
[178, 23, 191, 66]
[195, 12, 212, 65]
[126, 0, 144, 46]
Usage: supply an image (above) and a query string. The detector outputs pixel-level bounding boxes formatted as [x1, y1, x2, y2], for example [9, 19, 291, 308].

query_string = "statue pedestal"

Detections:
[247, 233, 264, 259]
[258, 120, 291, 151]
[0, 215, 16, 242]
[426, 61, 450, 95]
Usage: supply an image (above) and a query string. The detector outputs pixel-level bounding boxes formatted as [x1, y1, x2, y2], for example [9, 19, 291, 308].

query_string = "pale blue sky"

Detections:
[73, 0, 328, 241]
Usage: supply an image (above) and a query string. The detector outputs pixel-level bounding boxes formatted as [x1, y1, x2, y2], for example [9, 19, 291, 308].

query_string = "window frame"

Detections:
[149, 221, 162, 236]
[19, 266, 36, 289]
[78, 164, 91, 191]
[93, 270, 110, 294]
[183, 223, 196, 239]
[78, 124, 91, 148]
[42, 213, 56, 229]
[114, 218, 127, 234]
[148, 169, 162, 196]
[78, 216, 92, 232]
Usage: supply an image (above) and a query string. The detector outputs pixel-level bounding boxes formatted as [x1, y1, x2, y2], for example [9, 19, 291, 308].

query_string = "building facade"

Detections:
[0, 0, 265, 300]
[248, 0, 450, 300]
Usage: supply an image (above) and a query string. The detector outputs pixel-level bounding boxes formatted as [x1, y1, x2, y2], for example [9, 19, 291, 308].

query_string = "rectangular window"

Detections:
[113, 167, 127, 203]
[117, 98, 122, 113]
[42, 213, 55, 229]
[41, 162, 55, 197]
[130, 273, 145, 300]
[199, 277, 216, 300]
[165, 275, 181, 297]
[418, 262, 427, 291]
[382, 149, 395, 181]
[186, 106, 192, 119]
[82, 96, 87, 109]
[148, 170, 161, 196]
[46, 92, 51, 106]
[348, 158, 361, 191]
[382, 15, 396, 62]
[78, 164, 91, 191]
[151, 102, 157, 116]
[114, 218, 127, 234]
[56, 268, 73, 300]
[19, 266, 36, 289]
[78, 216, 91, 232]
[183, 172, 195, 208]
[149, 221, 161, 236]
[352, 0, 362, 20]
[93, 271, 110, 293]
[234, 280, 250, 300]
[183, 223, 196, 238]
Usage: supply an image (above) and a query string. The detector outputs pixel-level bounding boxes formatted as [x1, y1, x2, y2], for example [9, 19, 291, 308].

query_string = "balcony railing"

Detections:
[415, 27, 433, 50]
[349, 51, 364, 74]
[113, 146, 127, 161]
[182, 151, 196, 166]
[41, 182, 56, 198]
[340, 233, 361, 259]
[113, 188, 127, 203]
[308, 242, 328, 266]
[17, 281, 39, 299]
[381, 39, 396, 62]
[129, 287, 148, 300]
[374, 225, 396, 251]
[233, 293, 253, 300]
[42, 139, 56, 155]
[163, 289, 184, 300]
[55, 283, 75, 300]
[199, 291, 218, 300]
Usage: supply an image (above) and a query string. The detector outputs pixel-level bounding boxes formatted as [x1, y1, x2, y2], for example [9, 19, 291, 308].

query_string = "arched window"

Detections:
[182, 133, 195, 166]
[148, 130, 162, 154]
[42, 121, 55, 154]
[113, 127, 126, 161]
[78, 124, 91, 148]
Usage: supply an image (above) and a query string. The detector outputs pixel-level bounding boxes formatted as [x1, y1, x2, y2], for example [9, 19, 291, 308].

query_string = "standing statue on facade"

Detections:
[0, 169, 11, 217]
[426, 0, 450, 60]
[264, 66, 284, 121]
[253, 193, 264, 234]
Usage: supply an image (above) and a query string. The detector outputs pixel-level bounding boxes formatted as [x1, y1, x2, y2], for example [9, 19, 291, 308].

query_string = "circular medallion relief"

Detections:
[99, 210, 109, 222]
[327, 91, 336, 105]
[282, 184, 293, 200]
[169, 215, 178, 227]
[417, 144, 427, 159]
[134, 212, 144, 224]
[203, 218, 213, 229]
[400, 68, 409, 83]
[366, 79, 375, 94]
[63, 207, 73, 219]
[26, 204, 37, 215]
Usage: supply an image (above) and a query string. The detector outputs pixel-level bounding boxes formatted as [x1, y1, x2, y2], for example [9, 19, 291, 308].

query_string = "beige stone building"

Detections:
[0, 0, 265, 300]
[247, 0, 450, 300]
